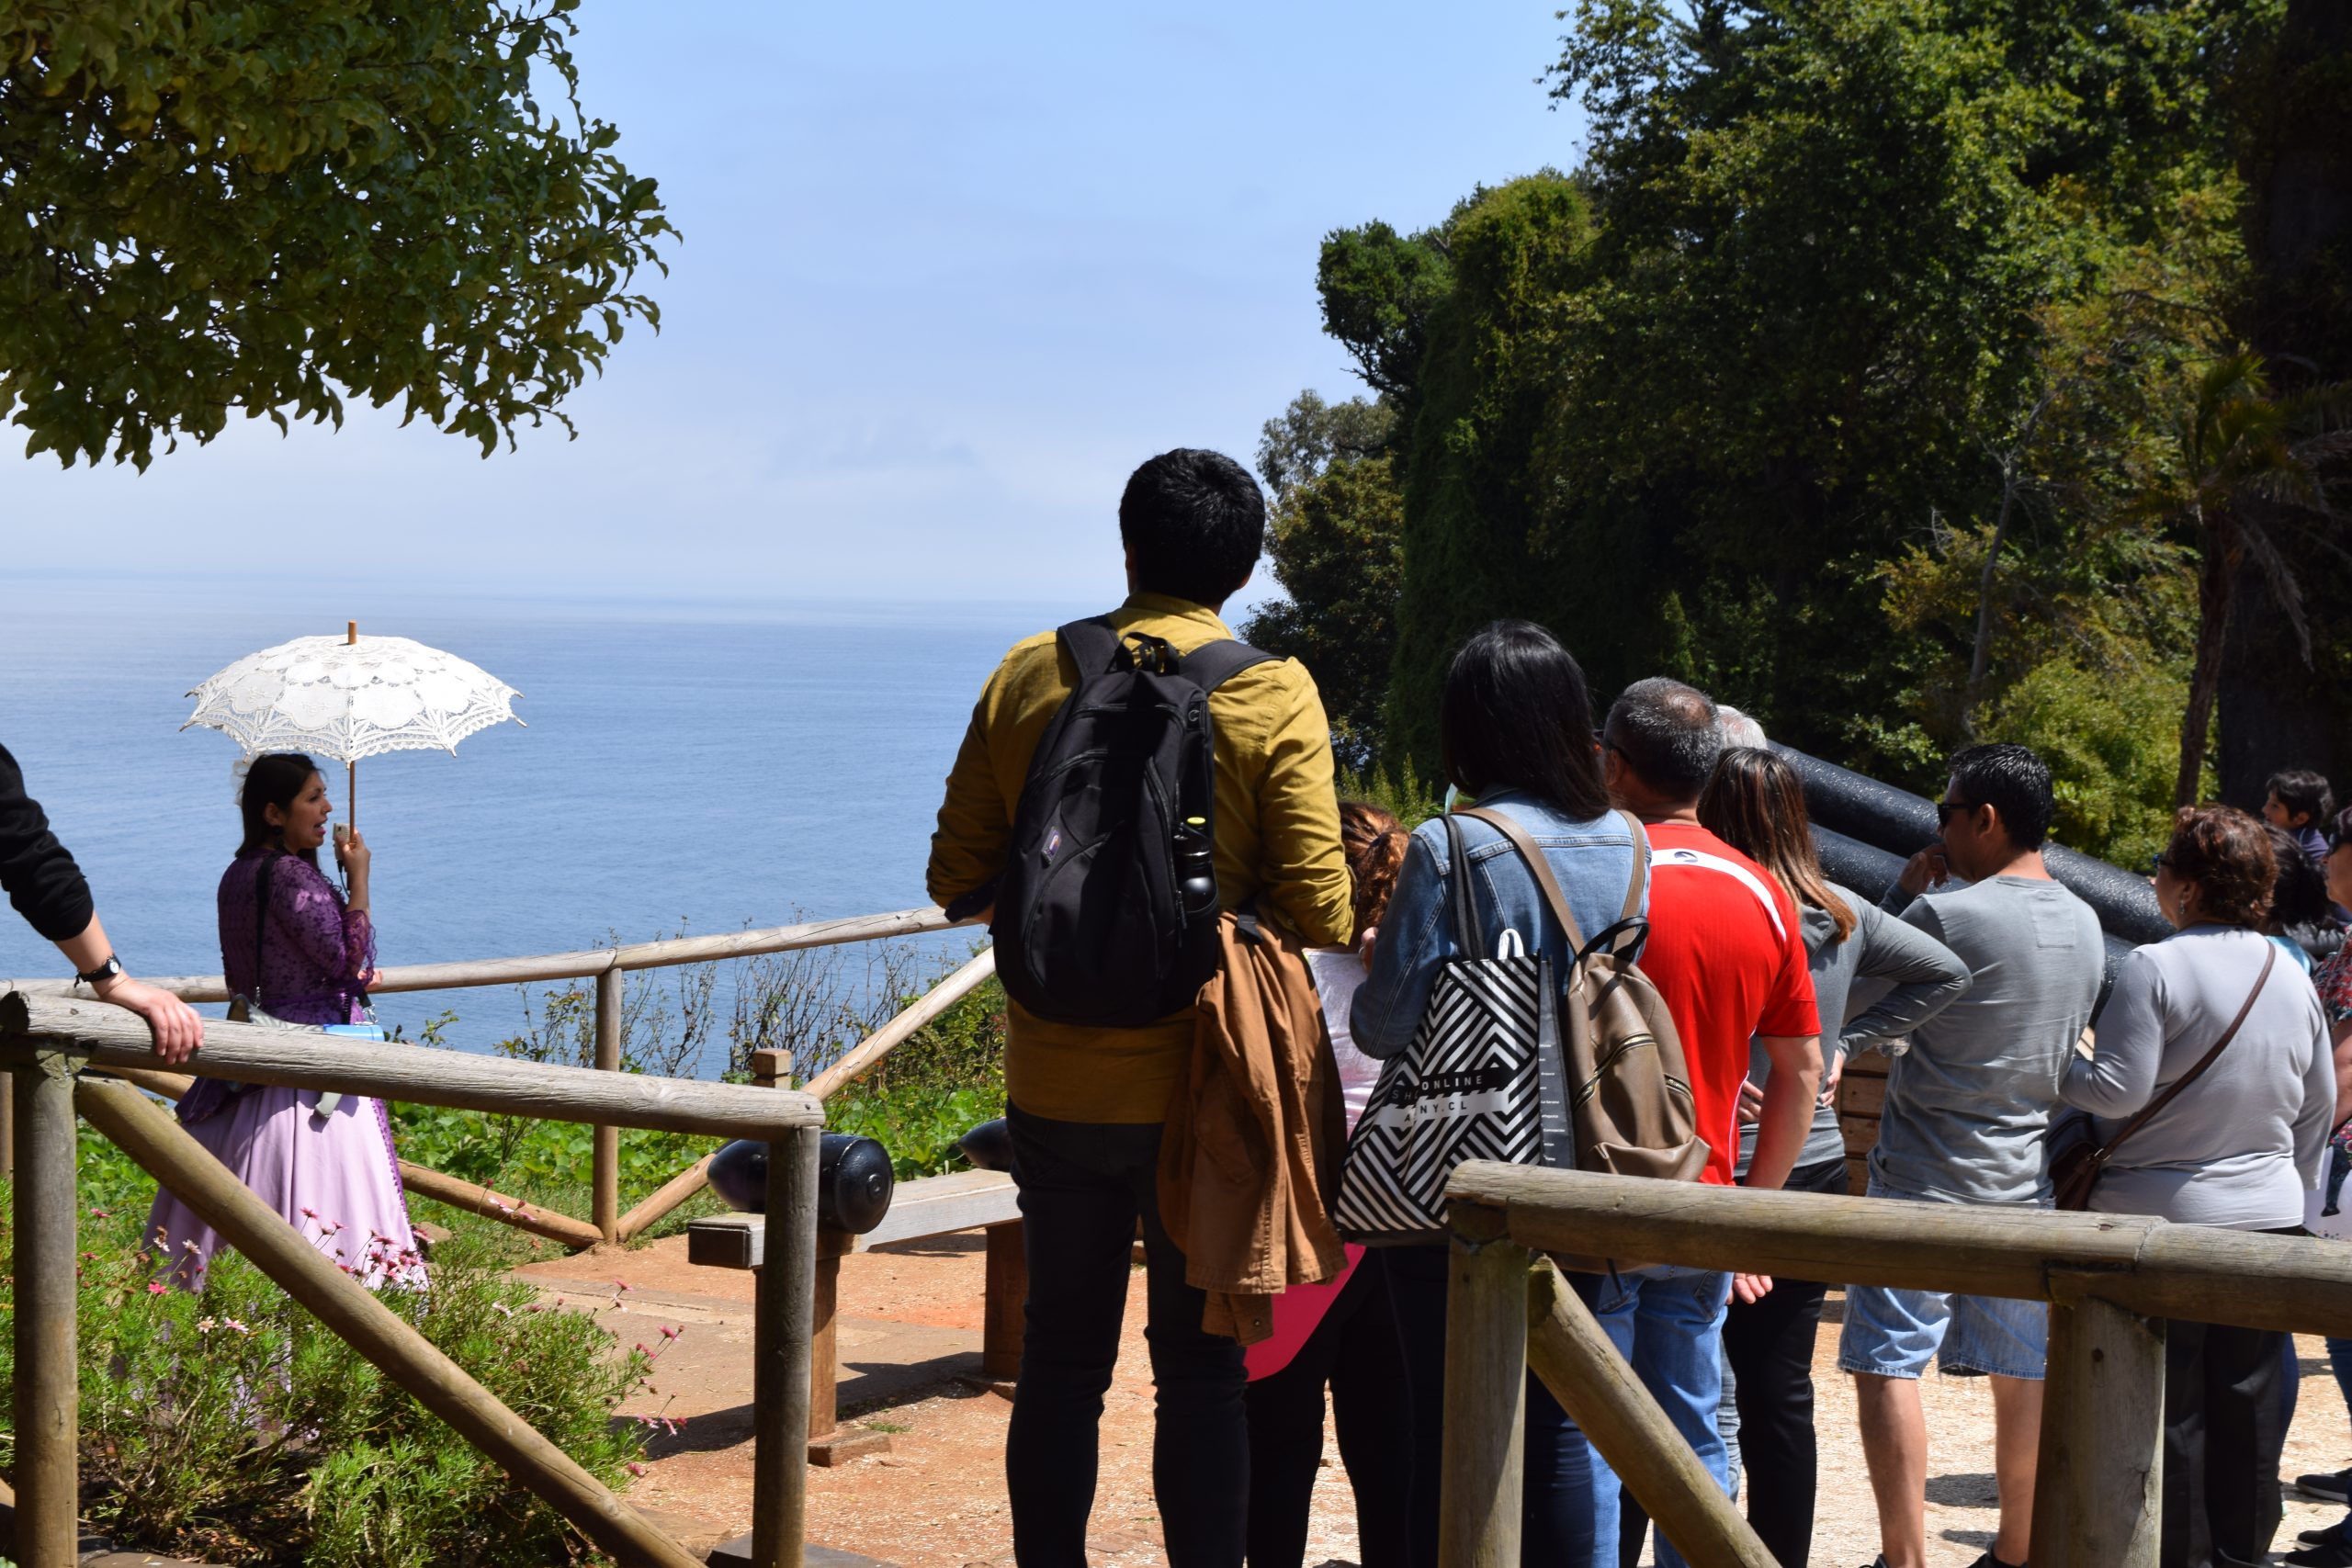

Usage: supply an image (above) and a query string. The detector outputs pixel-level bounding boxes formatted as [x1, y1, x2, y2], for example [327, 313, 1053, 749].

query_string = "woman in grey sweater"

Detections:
[1696, 748, 1971, 1568]
[2062, 805, 2334, 1568]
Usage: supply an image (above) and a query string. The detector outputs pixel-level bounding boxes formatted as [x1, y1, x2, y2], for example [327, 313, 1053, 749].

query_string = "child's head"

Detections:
[1339, 801, 1408, 947]
[2264, 769, 2335, 833]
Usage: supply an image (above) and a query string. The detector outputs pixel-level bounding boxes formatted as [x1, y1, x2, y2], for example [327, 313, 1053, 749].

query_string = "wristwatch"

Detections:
[75, 954, 124, 987]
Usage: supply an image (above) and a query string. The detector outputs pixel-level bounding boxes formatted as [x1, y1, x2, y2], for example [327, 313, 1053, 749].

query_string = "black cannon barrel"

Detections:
[1771, 743, 2167, 949]
[1813, 825, 1906, 905]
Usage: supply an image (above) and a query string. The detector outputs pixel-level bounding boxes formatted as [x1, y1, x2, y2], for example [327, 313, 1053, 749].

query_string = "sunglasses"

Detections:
[2150, 852, 2172, 874]
[1934, 799, 1976, 826]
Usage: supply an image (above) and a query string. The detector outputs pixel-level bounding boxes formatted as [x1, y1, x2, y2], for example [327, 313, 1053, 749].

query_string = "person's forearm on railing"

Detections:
[53, 912, 205, 1064]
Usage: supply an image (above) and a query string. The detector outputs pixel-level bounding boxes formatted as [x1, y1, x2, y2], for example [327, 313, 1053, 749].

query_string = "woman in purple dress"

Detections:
[149, 752, 423, 1290]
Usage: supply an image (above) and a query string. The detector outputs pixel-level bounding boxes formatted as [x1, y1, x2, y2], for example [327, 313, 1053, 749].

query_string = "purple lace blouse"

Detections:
[220, 850, 375, 1022]
[182, 851, 377, 1124]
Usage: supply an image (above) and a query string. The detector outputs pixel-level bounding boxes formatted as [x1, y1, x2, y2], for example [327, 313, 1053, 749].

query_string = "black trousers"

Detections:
[1717, 1154, 1848, 1568]
[1243, 1248, 1413, 1568]
[2163, 1314, 2290, 1568]
[1005, 1104, 1249, 1568]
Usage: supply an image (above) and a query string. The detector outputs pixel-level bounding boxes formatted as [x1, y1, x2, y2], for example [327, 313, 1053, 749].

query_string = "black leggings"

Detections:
[1718, 1154, 1847, 1568]
[2164, 1315, 2290, 1568]
[1244, 1250, 1413, 1568]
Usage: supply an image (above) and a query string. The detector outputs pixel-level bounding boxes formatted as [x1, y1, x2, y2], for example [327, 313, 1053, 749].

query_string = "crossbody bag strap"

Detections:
[251, 850, 280, 1010]
[1458, 807, 1589, 953]
[2095, 941, 2278, 1166]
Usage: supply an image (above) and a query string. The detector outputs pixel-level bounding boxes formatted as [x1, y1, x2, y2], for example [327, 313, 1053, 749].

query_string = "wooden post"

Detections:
[1523, 1262, 1773, 1568]
[982, 1220, 1026, 1380]
[808, 1250, 842, 1440]
[594, 964, 623, 1246]
[73, 1077, 701, 1568]
[2034, 1286, 2165, 1568]
[0, 1067, 14, 1177]
[395, 1159, 605, 1249]
[751, 1048, 794, 1089]
[1441, 1202, 1529, 1568]
[13, 1052, 78, 1568]
[752, 1125, 820, 1568]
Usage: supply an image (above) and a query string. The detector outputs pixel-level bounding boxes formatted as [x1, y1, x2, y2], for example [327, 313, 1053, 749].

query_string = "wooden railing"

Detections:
[0, 906, 994, 1247]
[0, 990, 829, 1568]
[1435, 1161, 2352, 1568]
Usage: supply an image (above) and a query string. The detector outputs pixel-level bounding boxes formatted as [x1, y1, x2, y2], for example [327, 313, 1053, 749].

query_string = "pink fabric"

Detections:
[1244, 1243, 1363, 1381]
[146, 1087, 423, 1292]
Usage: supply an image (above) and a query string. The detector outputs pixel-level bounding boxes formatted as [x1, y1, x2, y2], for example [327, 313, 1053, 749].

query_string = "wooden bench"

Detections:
[687, 1168, 1024, 1464]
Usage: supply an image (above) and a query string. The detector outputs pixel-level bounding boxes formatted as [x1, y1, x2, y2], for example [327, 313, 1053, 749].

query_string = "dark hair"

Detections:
[2262, 823, 2332, 936]
[2267, 768, 2335, 828]
[2330, 805, 2352, 853]
[1698, 749, 1856, 943]
[1603, 677, 1722, 803]
[1118, 448, 1264, 607]
[1340, 801, 1408, 946]
[1946, 742, 2056, 850]
[2163, 806, 2274, 927]
[238, 751, 324, 869]
[1439, 621, 1610, 820]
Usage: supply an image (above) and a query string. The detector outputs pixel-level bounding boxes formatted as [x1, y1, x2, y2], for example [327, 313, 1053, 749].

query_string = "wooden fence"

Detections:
[1436, 1160, 2352, 1568]
[0, 906, 995, 1247]
[0, 989, 833, 1568]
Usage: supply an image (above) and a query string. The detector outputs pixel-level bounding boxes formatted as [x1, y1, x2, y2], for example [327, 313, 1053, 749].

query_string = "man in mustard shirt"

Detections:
[928, 447, 1351, 1568]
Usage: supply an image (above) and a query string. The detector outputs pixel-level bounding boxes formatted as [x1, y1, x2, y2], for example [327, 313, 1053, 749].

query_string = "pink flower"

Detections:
[300, 1207, 318, 1220]
[626, 1462, 648, 1477]
[658, 1325, 679, 1340]
[146, 1281, 166, 1294]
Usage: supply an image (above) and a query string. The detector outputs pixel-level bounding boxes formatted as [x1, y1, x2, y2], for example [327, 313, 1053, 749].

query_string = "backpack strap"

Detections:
[1613, 810, 1650, 924]
[1056, 617, 1125, 677]
[1180, 637, 1277, 693]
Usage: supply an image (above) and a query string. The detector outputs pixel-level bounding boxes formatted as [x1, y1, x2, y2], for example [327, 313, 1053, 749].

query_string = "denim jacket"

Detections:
[1350, 792, 1649, 1059]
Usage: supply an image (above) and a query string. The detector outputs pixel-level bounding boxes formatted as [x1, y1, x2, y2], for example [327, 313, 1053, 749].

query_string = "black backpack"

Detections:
[990, 616, 1274, 1028]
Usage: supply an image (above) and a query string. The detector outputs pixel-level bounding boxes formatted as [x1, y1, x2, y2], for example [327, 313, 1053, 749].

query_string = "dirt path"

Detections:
[514, 1239, 2349, 1566]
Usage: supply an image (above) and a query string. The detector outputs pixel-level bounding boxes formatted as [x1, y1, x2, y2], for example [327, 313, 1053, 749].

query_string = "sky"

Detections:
[8, 4, 1585, 610]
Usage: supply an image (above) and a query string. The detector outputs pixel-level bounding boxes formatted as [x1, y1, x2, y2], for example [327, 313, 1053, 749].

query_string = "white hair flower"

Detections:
[231, 754, 254, 805]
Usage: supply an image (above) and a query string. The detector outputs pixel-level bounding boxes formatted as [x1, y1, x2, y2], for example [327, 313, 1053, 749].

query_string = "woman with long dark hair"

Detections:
[1350, 619, 1640, 1568]
[1695, 745, 1970, 1568]
[147, 752, 422, 1290]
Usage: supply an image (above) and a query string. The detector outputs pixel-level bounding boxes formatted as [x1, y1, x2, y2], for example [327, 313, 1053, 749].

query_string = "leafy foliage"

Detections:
[1241, 392, 1408, 767]
[0, 0, 673, 468]
[0, 1195, 650, 1565]
[824, 974, 1008, 1179]
[1299, 0, 2311, 835]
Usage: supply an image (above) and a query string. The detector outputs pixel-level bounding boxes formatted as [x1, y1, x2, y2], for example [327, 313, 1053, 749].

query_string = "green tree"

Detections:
[1, 0, 673, 469]
[1242, 389, 1405, 765]
[2137, 350, 2351, 805]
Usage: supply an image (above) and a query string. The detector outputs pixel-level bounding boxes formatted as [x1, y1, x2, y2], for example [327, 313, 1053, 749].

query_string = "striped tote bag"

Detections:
[1331, 813, 1574, 1247]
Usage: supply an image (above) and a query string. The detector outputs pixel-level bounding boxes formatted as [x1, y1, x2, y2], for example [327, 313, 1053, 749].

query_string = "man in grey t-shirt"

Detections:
[1838, 743, 2103, 1568]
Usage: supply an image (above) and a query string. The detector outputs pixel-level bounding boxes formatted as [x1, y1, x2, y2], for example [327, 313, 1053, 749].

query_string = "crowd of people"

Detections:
[5, 443, 2349, 1568]
[924, 447, 2352, 1568]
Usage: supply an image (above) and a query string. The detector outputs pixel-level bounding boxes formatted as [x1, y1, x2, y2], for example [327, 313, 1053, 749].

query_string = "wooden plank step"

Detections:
[688, 1168, 1020, 1270]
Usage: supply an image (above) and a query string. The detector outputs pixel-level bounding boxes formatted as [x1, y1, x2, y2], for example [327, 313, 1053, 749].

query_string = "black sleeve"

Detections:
[0, 742, 96, 943]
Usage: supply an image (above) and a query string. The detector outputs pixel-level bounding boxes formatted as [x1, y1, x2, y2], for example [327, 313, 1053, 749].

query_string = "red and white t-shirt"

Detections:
[1637, 821, 1820, 1187]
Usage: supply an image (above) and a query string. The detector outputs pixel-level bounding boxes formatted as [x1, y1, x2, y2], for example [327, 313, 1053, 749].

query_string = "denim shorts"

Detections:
[1835, 1179, 2049, 1382]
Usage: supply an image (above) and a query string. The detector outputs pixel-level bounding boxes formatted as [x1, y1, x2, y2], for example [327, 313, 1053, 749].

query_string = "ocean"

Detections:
[0, 577, 1092, 1073]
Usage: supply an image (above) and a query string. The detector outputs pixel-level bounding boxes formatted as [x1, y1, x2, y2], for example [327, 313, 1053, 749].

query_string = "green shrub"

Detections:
[0, 1195, 651, 1566]
[1980, 650, 2211, 869]
[826, 976, 1007, 1179]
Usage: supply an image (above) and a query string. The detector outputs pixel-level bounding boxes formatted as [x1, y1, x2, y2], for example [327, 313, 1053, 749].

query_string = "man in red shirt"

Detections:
[1592, 677, 1821, 1568]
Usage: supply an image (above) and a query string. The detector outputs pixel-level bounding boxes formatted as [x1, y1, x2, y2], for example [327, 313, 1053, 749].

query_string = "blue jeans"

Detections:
[1586, 1266, 1734, 1568]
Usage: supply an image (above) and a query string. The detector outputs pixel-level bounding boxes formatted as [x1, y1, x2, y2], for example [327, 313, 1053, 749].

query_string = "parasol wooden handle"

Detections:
[346, 620, 358, 832]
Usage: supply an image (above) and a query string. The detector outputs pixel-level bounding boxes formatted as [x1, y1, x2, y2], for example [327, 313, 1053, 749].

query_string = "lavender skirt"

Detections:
[146, 1088, 424, 1291]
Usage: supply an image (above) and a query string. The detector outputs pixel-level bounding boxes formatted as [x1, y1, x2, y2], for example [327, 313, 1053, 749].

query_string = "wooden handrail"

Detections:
[1445, 1161, 2352, 1337]
[614, 946, 1001, 1243]
[0, 994, 823, 1141]
[0, 905, 972, 1004]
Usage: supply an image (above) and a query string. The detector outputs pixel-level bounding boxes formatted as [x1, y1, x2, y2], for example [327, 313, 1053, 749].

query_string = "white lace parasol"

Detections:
[183, 632, 523, 793]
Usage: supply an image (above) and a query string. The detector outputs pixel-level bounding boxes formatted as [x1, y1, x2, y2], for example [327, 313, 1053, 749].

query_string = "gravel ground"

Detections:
[523, 1238, 2352, 1567]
